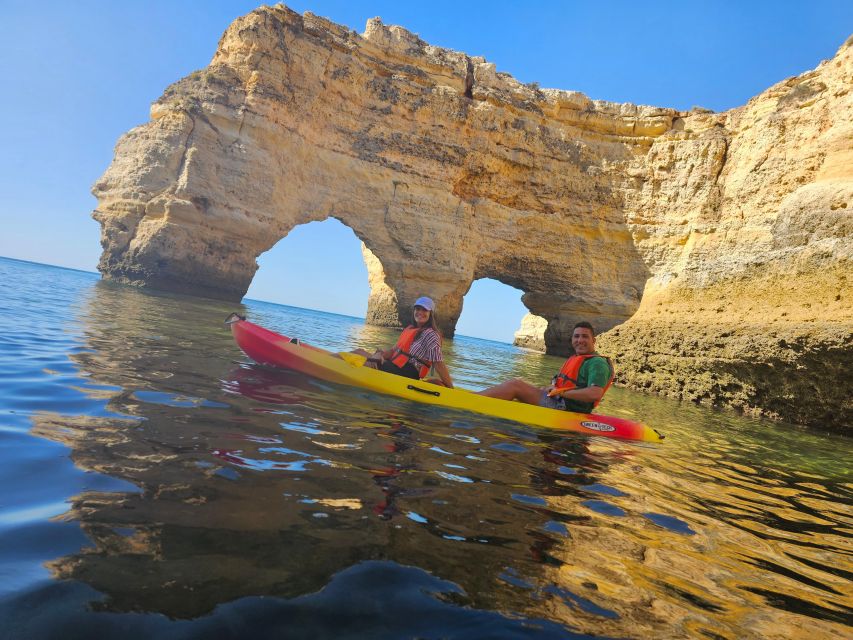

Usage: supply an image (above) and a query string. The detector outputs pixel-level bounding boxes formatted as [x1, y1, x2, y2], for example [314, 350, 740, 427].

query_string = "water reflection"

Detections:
[28, 283, 619, 631]
[7, 271, 852, 639]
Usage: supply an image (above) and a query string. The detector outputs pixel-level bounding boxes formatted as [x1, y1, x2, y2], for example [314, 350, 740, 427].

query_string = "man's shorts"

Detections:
[539, 390, 566, 411]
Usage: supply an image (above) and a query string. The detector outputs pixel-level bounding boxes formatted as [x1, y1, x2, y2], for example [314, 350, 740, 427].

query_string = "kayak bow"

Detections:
[227, 316, 663, 443]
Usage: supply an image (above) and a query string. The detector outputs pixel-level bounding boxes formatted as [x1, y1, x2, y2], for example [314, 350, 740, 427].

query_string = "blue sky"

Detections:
[1, 1, 851, 342]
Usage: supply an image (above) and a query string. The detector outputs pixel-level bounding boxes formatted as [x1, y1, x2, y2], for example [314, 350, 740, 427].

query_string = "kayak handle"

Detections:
[407, 384, 441, 397]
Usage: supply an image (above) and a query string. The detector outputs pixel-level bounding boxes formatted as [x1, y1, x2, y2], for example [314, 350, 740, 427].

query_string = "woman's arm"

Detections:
[433, 361, 454, 388]
[359, 347, 394, 367]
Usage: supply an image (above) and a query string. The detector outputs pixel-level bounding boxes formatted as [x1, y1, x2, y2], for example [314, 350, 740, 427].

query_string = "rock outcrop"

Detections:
[91, 5, 669, 341]
[92, 6, 852, 431]
[513, 313, 548, 352]
[595, 35, 853, 431]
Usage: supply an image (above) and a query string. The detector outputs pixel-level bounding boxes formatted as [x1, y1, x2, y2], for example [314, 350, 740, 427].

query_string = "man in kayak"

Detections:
[355, 296, 454, 388]
[476, 321, 613, 413]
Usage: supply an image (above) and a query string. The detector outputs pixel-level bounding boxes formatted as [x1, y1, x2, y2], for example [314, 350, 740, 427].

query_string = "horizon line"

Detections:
[0, 255, 516, 346]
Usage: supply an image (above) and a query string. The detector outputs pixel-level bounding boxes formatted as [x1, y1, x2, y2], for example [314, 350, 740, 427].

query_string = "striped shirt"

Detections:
[406, 327, 443, 368]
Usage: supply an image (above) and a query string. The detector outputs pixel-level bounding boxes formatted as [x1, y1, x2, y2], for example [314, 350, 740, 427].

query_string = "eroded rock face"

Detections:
[513, 313, 548, 352]
[92, 6, 852, 430]
[92, 6, 668, 342]
[596, 36, 853, 431]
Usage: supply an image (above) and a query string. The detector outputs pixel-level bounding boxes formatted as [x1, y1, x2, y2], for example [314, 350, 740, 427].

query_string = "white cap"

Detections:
[413, 296, 435, 311]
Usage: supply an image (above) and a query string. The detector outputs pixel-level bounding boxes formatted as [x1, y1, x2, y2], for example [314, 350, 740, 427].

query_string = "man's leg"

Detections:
[476, 378, 542, 404]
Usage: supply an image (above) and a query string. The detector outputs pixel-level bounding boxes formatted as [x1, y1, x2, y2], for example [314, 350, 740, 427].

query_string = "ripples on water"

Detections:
[0, 256, 850, 639]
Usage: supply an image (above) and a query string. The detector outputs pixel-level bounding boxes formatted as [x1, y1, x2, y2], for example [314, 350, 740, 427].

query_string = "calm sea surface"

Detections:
[0, 256, 850, 639]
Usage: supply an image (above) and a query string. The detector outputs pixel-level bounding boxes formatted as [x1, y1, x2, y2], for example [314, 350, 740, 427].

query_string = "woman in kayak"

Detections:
[356, 296, 454, 388]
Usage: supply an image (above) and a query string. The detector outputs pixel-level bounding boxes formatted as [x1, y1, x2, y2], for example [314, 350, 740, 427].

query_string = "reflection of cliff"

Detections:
[37, 413, 390, 618]
[32, 409, 600, 624]
[39, 282, 621, 628]
[27, 279, 850, 638]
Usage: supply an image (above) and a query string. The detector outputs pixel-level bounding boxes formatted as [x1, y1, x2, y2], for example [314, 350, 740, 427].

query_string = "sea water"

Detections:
[0, 256, 850, 639]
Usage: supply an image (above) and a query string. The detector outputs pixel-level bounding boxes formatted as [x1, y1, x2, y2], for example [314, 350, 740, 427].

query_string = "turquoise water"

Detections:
[0, 256, 850, 639]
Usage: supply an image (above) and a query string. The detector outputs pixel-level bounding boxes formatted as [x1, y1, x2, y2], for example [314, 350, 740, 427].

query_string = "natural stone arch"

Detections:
[92, 6, 654, 351]
[249, 216, 371, 313]
[464, 251, 646, 354]
[453, 277, 528, 342]
[91, 6, 853, 428]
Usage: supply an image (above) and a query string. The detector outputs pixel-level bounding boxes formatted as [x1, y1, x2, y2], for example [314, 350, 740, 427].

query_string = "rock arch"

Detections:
[92, 6, 853, 429]
[92, 6, 652, 351]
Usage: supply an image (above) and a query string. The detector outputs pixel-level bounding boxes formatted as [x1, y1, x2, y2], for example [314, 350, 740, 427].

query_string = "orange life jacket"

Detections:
[552, 354, 615, 408]
[390, 326, 432, 378]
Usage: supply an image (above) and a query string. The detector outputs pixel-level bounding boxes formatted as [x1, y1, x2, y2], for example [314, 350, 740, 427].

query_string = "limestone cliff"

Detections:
[92, 6, 852, 431]
[514, 313, 548, 352]
[92, 5, 669, 339]
[595, 36, 853, 431]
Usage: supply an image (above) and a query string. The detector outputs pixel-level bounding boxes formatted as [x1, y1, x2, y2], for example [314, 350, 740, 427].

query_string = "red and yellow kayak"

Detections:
[228, 316, 663, 443]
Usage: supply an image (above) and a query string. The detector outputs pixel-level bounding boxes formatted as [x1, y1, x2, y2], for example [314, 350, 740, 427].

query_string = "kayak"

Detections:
[227, 315, 663, 443]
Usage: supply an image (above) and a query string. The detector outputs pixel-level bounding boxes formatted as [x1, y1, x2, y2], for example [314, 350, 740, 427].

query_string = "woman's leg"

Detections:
[477, 378, 542, 404]
[346, 348, 383, 368]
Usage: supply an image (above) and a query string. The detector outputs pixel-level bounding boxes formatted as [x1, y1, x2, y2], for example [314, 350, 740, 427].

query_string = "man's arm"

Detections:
[548, 357, 610, 403]
[551, 385, 604, 403]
